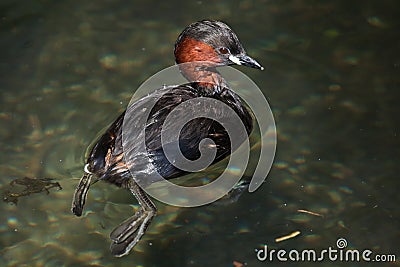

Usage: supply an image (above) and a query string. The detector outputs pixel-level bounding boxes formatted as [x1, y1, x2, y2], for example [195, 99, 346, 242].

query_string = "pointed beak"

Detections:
[229, 54, 264, 70]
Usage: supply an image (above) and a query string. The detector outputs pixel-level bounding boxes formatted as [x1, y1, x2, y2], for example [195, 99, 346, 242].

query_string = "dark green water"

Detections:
[0, 1, 399, 266]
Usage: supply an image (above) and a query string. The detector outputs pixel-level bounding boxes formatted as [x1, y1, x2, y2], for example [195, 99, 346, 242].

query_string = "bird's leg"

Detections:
[71, 172, 93, 217]
[109, 179, 157, 257]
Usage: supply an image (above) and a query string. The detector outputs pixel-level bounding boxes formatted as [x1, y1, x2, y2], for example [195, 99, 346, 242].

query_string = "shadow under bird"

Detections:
[71, 19, 263, 257]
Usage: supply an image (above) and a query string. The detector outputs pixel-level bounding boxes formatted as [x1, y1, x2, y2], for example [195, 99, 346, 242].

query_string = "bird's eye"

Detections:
[219, 47, 230, 55]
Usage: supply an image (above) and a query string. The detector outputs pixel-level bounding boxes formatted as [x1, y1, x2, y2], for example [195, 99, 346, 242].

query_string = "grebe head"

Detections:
[174, 20, 263, 70]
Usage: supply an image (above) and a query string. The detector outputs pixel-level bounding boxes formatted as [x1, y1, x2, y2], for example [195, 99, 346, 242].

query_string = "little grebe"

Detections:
[72, 19, 263, 257]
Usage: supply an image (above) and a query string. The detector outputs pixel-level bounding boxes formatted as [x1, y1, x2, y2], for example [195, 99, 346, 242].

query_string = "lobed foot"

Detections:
[109, 180, 157, 257]
[71, 172, 93, 216]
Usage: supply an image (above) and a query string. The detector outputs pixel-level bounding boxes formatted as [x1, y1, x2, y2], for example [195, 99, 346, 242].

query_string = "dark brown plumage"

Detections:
[72, 19, 263, 257]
